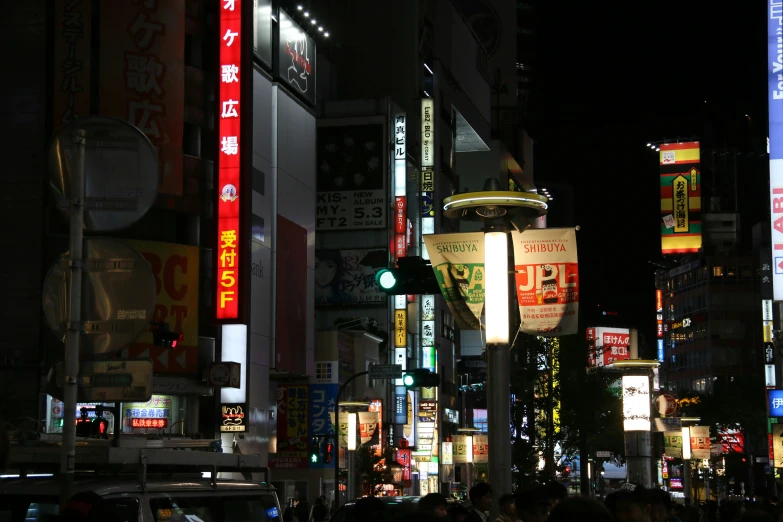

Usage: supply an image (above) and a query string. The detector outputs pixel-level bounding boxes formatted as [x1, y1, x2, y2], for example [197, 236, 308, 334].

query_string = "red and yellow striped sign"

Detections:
[660, 142, 701, 255]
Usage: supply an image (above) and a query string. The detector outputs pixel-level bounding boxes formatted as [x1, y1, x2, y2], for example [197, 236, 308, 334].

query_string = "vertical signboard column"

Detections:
[769, 1, 783, 300]
[216, 0, 244, 322]
[419, 98, 438, 472]
[393, 113, 408, 398]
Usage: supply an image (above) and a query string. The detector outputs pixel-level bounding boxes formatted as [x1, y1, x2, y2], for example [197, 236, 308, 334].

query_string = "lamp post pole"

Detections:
[333, 371, 368, 508]
[442, 178, 548, 516]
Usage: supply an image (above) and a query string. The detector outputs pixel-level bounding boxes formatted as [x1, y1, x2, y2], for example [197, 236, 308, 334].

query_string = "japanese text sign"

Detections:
[421, 99, 434, 167]
[395, 310, 407, 347]
[216, 0, 243, 321]
[219, 403, 247, 432]
[770, 389, 783, 417]
[100, 0, 185, 197]
[660, 142, 701, 255]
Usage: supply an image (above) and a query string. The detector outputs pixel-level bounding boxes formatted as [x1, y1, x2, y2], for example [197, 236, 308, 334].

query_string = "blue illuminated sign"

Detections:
[769, 389, 783, 417]
[768, 1, 783, 300]
[657, 340, 665, 362]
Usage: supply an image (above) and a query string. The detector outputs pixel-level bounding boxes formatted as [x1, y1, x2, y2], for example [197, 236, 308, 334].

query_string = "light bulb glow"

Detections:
[348, 413, 357, 450]
[484, 231, 509, 344]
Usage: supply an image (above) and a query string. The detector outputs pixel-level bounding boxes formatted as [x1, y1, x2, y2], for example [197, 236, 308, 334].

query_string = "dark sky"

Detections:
[529, 2, 769, 347]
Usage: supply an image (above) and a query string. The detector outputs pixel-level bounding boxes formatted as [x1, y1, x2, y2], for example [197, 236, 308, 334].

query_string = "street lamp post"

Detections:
[443, 179, 548, 513]
[333, 372, 368, 509]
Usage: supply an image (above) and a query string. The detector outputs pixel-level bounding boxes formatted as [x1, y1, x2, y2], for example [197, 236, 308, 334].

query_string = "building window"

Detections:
[712, 266, 724, 277]
[727, 265, 736, 277]
[315, 361, 333, 382]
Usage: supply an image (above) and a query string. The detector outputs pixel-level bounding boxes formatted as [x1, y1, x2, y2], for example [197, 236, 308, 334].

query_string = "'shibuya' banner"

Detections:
[423, 233, 485, 330]
[512, 228, 579, 336]
[424, 228, 579, 336]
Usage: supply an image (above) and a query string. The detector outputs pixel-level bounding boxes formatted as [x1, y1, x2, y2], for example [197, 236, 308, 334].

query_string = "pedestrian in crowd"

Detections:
[353, 496, 392, 522]
[495, 494, 518, 522]
[741, 510, 775, 522]
[419, 493, 449, 518]
[604, 483, 652, 522]
[312, 496, 329, 522]
[296, 496, 311, 522]
[465, 482, 493, 522]
[449, 504, 471, 522]
[542, 481, 568, 512]
[548, 496, 614, 522]
[515, 487, 549, 522]
[646, 487, 679, 522]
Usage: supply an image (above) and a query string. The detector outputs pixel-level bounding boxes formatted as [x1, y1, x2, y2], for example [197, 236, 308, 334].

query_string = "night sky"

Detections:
[529, 2, 769, 347]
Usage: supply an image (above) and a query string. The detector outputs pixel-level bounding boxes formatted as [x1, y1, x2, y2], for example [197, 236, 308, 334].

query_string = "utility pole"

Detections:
[60, 129, 85, 509]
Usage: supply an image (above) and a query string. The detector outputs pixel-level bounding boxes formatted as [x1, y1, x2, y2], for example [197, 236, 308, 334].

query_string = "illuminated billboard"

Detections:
[768, 1, 783, 299]
[587, 327, 631, 367]
[660, 142, 702, 255]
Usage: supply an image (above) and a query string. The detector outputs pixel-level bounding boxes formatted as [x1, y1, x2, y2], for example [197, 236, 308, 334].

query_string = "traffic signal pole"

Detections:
[60, 129, 86, 509]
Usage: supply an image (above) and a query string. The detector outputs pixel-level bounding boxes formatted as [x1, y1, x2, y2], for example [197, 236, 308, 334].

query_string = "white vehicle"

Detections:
[0, 438, 281, 522]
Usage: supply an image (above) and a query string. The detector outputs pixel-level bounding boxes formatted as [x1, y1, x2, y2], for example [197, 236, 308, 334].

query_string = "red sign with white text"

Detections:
[216, 0, 242, 321]
[132, 418, 169, 429]
[395, 234, 407, 260]
[656, 289, 663, 312]
[395, 197, 406, 234]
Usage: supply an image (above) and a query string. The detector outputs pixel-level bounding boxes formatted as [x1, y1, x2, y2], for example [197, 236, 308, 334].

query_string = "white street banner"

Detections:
[423, 233, 485, 330]
[472, 434, 488, 464]
[690, 425, 711, 460]
[512, 229, 579, 336]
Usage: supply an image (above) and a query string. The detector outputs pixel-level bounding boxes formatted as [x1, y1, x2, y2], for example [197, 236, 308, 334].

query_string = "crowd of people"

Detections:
[349, 482, 783, 522]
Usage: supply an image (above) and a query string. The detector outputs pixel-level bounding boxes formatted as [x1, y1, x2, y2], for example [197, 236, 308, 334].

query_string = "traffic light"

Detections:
[402, 368, 440, 389]
[151, 322, 183, 348]
[310, 437, 319, 463]
[324, 438, 334, 464]
[375, 257, 440, 295]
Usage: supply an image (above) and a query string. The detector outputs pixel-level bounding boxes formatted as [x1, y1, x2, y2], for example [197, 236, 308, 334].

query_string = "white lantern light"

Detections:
[484, 232, 509, 344]
[622, 375, 651, 431]
[348, 413, 357, 451]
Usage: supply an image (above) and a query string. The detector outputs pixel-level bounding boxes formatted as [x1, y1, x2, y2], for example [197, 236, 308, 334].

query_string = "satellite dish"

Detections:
[42, 238, 156, 355]
[47, 116, 160, 232]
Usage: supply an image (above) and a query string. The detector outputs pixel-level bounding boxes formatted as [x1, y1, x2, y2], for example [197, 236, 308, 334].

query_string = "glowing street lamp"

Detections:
[484, 231, 509, 344]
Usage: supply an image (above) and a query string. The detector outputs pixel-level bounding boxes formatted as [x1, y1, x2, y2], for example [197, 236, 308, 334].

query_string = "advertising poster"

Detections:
[422, 233, 485, 330]
[276, 217, 307, 374]
[315, 249, 386, 306]
[512, 229, 579, 336]
[271, 385, 309, 469]
[309, 383, 337, 469]
[773, 424, 783, 468]
[358, 411, 380, 446]
[452, 435, 469, 464]
[278, 8, 316, 106]
[473, 434, 489, 464]
[660, 142, 702, 255]
[368, 399, 383, 457]
[316, 124, 385, 231]
[99, 0, 185, 197]
[663, 431, 683, 458]
[690, 425, 711, 460]
[123, 240, 199, 374]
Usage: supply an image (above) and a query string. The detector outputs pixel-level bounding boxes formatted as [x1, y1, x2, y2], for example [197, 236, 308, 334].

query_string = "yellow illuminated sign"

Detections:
[673, 175, 689, 233]
[395, 309, 407, 347]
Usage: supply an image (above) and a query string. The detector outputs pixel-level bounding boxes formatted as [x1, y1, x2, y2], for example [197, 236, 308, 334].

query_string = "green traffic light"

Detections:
[403, 374, 415, 386]
[377, 269, 397, 289]
[311, 453, 318, 463]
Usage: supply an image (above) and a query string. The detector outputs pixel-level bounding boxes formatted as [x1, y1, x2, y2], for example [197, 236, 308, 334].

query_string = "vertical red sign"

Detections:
[216, 0, 242, 321]
[395, 197, 406, 234]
